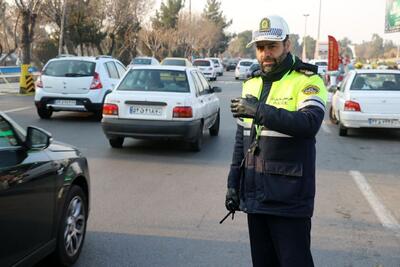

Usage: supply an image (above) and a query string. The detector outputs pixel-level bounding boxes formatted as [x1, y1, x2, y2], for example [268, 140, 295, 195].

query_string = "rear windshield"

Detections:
[132, 58, 151, 65]
[240, 61, 253, 67]
[162, 59, 186, 66]
[351, 73, 400, 91]
[314, 61, 327, 66]
[43, 60, 95, 77]
[193, 60, 211, 67]
[249, 64, 260, 71]
[117, 69, 190, 93]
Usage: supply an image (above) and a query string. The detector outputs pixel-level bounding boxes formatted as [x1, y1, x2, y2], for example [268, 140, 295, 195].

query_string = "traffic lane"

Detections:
[314, 119, 400, 265]
[0, 94, 34, 112]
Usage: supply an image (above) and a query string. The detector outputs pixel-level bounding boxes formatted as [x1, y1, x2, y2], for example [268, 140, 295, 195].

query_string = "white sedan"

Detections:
[330, 69, 400, 136]
[101, 65, 221, 151]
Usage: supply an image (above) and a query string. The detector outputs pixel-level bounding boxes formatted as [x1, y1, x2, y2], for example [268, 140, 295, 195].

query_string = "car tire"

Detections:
[54, 185, 88, 266]
[190, 124, 203, 152]
[37, 107, 53, 119]
[109, 137, 124, 148]
[339, 122, 348, 136]
[235, 77, 238, 80]
[329, 106, 338, 124]
[214, 76, 217, 81]
[209, 111, 220, 136]
[93, 110, 103, 121]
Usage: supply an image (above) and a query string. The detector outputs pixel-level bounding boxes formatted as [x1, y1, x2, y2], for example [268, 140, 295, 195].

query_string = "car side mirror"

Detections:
[210, 86, 222, 93]
[25, 126, 52, 150]
[328, 85, 339, 93]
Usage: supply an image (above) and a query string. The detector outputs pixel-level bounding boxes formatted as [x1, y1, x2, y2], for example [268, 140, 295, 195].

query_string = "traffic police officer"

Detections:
[225, 15, 327, 267]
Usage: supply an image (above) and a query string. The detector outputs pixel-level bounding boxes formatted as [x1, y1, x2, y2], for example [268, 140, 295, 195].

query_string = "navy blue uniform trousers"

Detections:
[247, 214, 314, 267]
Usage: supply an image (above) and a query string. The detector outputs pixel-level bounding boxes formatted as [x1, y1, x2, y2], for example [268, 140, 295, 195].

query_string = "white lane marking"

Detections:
[350, 170, 400, 236]
[321, 121, 332, 134]
[3, 107, 32, 113]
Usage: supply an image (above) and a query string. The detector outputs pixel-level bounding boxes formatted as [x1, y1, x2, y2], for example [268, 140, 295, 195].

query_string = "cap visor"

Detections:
[246, 40, 256, 49]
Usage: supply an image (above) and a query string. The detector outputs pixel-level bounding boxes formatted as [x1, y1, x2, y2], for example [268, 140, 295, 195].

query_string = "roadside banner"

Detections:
[328, 35, 339, 71]
[386, 0, 400, 33]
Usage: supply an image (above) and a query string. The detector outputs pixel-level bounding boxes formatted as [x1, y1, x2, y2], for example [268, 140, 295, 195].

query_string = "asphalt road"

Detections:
[1, 71, 400, 267]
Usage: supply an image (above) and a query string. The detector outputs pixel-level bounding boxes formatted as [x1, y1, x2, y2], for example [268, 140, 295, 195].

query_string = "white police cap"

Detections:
[246, 15, 290, 48]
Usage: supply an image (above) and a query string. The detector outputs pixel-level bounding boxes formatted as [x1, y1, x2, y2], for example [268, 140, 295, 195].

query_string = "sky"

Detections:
[154, 0, 400, 44]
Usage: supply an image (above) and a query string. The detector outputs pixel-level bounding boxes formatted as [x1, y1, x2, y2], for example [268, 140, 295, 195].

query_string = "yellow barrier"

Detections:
[19, 64, 30, 94]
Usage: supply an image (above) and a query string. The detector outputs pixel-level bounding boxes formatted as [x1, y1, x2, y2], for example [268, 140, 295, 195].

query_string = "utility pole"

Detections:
[302, 14, 309, 61]
[314, 0, 322, 59]
[59, 0, 67, 55]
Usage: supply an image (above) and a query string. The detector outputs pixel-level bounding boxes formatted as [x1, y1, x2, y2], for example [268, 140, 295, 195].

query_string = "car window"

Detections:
[132, 58, 152, 65]
[193, 60, 211, 67]
[240, 61, 253, 67]
[117, 69, 190, 93]
[191, 72, 204, 96]
[115, 62, 126, 77]
[0, 116, 20, 148]
[350, 73, 400, 91]
[105, 62, 120, 79]
[196, 72, 211, 92]
[162, 59, 186, 66]
[43, 60, 95, 77]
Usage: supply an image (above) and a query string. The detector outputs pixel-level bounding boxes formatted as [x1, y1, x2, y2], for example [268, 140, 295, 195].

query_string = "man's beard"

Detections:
[260, 52, 287, 73]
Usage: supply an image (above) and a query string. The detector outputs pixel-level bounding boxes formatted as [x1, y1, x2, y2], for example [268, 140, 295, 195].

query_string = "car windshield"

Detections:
[249, 63, 260, 71]
[240, 61, 253, 67]
[162, 59, 186, 66]
[351, 73, 400, 91]
[132, 58, 152, 65]
[43, 60, 95, 77]
[117, 69, 190, 93]
[193, 60, 211, 67]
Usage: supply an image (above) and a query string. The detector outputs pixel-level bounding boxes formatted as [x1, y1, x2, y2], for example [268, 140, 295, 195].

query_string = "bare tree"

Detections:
[14, 0, 42, 64]
[0, 1, 20, 65]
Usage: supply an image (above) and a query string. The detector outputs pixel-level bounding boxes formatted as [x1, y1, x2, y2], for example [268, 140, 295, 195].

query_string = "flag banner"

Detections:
[328, 35, 339, 71]
[386, 0, 400, 33]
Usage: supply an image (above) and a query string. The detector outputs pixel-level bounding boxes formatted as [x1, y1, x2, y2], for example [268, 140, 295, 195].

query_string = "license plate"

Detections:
[54, 99, 76, 105]
[129, 106, 162, 116]
[368, 118, 400, 125]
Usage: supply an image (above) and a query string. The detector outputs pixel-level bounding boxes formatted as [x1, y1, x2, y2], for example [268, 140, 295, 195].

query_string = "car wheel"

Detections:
[209, 111, 220, 136]
[329, 106, 338, 124]
[37, 107, 53, 119]
[109, 137, 124, 148]
[339, 122, 348, 136]
[190, 124, 203, 152]
[214, 76, 217, 81]
[93, 110, 103, 121]
[54, 185, 87, 266]
[235, 77, 238, 80]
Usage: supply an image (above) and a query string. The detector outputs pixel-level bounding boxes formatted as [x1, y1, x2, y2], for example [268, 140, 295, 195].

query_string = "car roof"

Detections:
[48, 56, 117, 62]
[128, 65, 194, 71]
[163, 57, 188, 61]
[352, 69, 400, 74]
[134, 56, 155, 59]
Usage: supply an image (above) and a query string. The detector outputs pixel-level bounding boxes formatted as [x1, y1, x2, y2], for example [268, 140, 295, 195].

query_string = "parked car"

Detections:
[246, 62, 261, 78]
[330, 69, 400, 136]
[35, 55, 126, 120]
[101, 65, 221, 151]
[206, 57, 224, 76]
[225, 59, 238, 71]
[128, 56, 160, 67]
[309, 59, 328, 75]
[161, 57, 192, 67]
[0, 112, 90, 266]
[193, 59, 218, 81]
[235, 59, 255, 80]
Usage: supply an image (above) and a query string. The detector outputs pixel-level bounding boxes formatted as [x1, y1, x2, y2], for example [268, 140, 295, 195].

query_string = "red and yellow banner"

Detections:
[328, 35, 339, 71]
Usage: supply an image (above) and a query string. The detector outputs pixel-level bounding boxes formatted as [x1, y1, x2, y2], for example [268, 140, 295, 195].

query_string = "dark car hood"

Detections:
[48, 141, 78, 152]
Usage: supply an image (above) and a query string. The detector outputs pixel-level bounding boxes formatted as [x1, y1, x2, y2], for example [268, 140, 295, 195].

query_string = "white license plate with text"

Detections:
[129, 106, 162, 116]
[368, 118, 400, 126]
[54, 99, 76, 105]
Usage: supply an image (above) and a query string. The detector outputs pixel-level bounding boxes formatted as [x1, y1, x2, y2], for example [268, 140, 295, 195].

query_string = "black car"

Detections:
[225, 60, 238, 71]
[0, 112, 90, 266]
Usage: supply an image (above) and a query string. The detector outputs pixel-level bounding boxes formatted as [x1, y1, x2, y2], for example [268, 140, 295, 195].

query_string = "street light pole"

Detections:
[314, 0, 322, 59]
[302, 14, 309, 61]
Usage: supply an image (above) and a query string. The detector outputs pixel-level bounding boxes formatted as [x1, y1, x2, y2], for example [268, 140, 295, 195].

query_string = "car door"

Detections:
[195, 72, 216, 128]
[190, 71, 208, 123]
[104, 61, 121, 90]
[0, 115, 56, 266]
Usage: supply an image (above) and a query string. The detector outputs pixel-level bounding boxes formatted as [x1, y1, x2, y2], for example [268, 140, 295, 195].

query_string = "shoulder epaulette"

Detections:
[291, 57, 318, 77]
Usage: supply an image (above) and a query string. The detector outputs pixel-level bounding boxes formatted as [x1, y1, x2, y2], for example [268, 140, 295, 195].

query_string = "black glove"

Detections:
[230, 94, 260, 118]
[225, 188, 240, 212]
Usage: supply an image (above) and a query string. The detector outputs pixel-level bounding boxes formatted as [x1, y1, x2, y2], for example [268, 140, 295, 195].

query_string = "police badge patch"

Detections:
[302, 86, 320, 95]
[259, 18, 270, 32]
